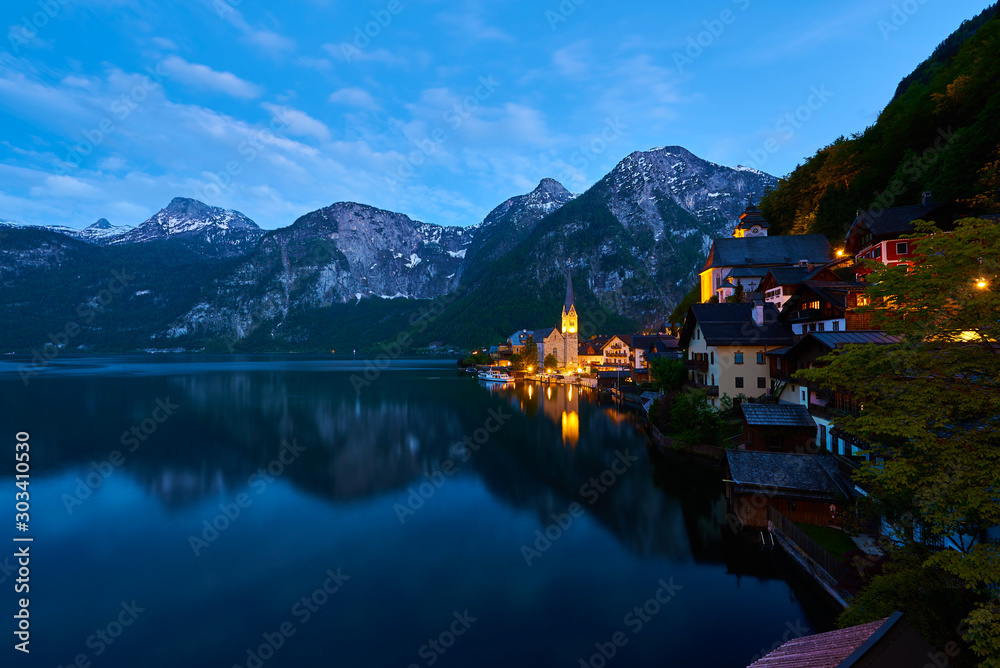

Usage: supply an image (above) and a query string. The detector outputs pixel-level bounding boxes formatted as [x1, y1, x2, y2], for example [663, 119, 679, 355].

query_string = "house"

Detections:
[507, 329, 532, 353]
[724, 450, 858, 528]
[678, 302, 794, 407]
[577, 338, 607, 369]
[630, 334, 680, 371]
[699, 202, 832, 303]
[844, 192, 952, 279]
[740, 403, 817, 453]
[601, 334, 632, 367]
[779, 280, 870, 336]
[747, 612, 936, 668]
[760, 265, 840, 309]
[767, 331, 900, 457]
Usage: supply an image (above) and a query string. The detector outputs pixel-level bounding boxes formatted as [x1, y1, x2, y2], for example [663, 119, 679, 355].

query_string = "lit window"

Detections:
[734, 353, 744, 364]
[735, 377, 744, 388]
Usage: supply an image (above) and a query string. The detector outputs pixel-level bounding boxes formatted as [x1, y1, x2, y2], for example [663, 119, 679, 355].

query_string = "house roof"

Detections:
[847, 202, 947, 242]
[532, 327, 558, 342]
[630, 335, 679, 351]
[578, 342, 603, 356]
[748, 612, 936, 668]
[778, 331, 901, 361]
[725, 450, 857, 500]
[680, 303, 794, 348]
[741, 403, 816, 428]
[508, 329, 531, 346]
[782, 280, 867, 313]
[702, 234, 832, 271]
[605, 334, 632, 348]
[747, 618, 887, 668]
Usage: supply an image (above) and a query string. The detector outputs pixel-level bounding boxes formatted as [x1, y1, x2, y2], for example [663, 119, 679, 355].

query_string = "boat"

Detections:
[480, 368, 513, 383]
[465, 366, 478, 375]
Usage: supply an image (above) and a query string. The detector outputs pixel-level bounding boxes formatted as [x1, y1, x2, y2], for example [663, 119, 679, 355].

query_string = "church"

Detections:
[515, 271, 579, 370]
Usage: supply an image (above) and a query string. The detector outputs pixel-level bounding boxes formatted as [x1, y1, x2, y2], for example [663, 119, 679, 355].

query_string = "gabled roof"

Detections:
[726, 450, 857, 500]
[532, 327, 558, 341]
[604, 334, 633, 348]
[748, 612, 936, 668]
[846, 202, 948, 242]
[578, 342, 603, 356]
[630, 335, 679, 352]
[702, 235, 832, 271]
[777, 330, 901, 361]
[741, 403, 816, 428]
[782, 280, 867, 314]
[508, 329, 531, 346]
[726, 266, 770, 278]
[679, 303, 794, 348]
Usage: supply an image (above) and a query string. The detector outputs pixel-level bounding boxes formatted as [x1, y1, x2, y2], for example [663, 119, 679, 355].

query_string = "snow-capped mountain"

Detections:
[460, 178, 576, 282]
[111, 197, 264, 257]
[160, 201, 474, 344]
[0, 218, 133, 245]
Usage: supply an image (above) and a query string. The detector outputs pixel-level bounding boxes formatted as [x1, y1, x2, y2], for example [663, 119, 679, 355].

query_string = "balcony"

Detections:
[686, 382, 719, 396]
[684, 358, 708, 372]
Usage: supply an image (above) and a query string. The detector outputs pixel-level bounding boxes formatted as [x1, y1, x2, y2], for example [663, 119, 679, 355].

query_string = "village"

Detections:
[466, 192, 996, 663]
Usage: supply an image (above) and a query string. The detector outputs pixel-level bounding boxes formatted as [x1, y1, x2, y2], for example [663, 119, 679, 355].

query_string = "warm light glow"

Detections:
[546, 368, 552, 374]
[527, 365, 533, 372]
[836, 249, 845, 257]
[546, 386, 552, 400]
[976, 278, 988, 289]
[527, 384, 533, 399]
[561, 410, 580, 446]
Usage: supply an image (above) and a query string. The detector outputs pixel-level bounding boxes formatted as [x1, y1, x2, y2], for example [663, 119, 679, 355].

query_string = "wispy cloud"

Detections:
[329, 87, 381, 111]
[161, 56, 263, 99]
[261, 103, 331, 142]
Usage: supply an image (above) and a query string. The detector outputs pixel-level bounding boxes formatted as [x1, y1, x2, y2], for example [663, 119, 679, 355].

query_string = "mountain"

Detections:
[418, 146, 777, 346]
[760, 3, 1000, 240]
[459, 178, 576, 282]
[0, 217, 133, 245]
[111, 197, 264, 258]
[159, 201, 473, 346]
[0, 147, 774, 352]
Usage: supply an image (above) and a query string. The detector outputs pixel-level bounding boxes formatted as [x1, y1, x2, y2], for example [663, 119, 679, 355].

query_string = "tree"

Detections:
[726, 279, 745, 303]
[543, 353, 559, 371]
[797, 217, 1000, 664]
[509, 352, 524, 371]
[649, 358, 685, 393]
[522, 336, 539, 368]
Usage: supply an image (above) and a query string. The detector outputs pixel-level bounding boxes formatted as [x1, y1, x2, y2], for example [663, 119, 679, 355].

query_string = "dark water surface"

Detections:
[0, 356, 837, 667]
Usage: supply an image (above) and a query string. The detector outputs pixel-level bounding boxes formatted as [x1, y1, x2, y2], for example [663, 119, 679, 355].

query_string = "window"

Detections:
[801, 390, 806, 402]
[735, 377, 744, 388]
[833, 321, 840, 331]
[896, 242, 907, 255]
[757, 377, 766, 389]
[808, 300, 820, 310]
[734, 352, 744, 364]
[756, 352, 765, 364]
[857, 294, 870, 307]
[711, 374, 714, 385]
[818, 323, 825, 332]
[710, 352, 714, 365]
[776, 358, 783, 370]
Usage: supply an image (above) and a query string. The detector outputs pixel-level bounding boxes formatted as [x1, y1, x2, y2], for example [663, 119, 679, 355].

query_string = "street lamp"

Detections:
[976, 278, 988, 289]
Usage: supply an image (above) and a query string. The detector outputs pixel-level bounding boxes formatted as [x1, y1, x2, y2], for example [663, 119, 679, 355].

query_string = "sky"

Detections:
[0, 0, 994, 230]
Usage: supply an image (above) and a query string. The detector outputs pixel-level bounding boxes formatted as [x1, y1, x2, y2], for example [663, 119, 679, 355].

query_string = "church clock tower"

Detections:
[561, 269, 579, 368]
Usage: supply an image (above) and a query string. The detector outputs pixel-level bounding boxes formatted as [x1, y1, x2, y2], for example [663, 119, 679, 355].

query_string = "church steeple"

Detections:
[561, 267, 577, 334]
[733, 194, 770, 238]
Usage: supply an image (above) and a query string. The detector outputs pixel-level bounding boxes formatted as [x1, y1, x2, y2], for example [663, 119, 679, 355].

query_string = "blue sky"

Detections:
[0, 0, 993, 230]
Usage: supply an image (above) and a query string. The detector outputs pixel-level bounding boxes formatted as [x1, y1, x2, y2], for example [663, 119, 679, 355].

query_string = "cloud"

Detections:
[210, 2, 296, 55]
[322, 43, 407, 66]
[150, 37, 178, 50]
[161, 56, 263, 99]
[261, 103, 331, 142]
[552, 41, 591, 79]
[29, 175, 100, 198]
[328, 87, 380, 111]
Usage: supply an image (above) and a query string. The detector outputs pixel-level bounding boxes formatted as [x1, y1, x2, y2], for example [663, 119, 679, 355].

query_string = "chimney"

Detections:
[753, 301, 765, 326]
[921, 191, 932, 206]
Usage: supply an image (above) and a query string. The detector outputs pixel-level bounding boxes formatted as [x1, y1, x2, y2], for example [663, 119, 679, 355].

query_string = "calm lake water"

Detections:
[0, 356, 837, 667]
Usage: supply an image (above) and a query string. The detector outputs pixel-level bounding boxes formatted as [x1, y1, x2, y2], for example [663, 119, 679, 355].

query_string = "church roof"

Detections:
[564, 269, 575, 312]
[736, 200, 771, 230]
[702, 235, 832, 271]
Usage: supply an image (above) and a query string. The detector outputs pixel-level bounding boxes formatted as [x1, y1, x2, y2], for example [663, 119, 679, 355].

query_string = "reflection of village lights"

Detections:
[527, 384, 533, 399]
[568, 386, 573, 402]
[561, 410, 580, 446]
[546, 386, 552, 400]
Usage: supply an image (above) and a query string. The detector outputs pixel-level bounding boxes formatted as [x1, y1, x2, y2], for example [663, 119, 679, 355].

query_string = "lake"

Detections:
[0, 356, 837, 667]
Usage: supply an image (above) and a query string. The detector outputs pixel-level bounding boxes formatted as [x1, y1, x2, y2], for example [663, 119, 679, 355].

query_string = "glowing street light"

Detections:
[976, 278, 988, 289]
